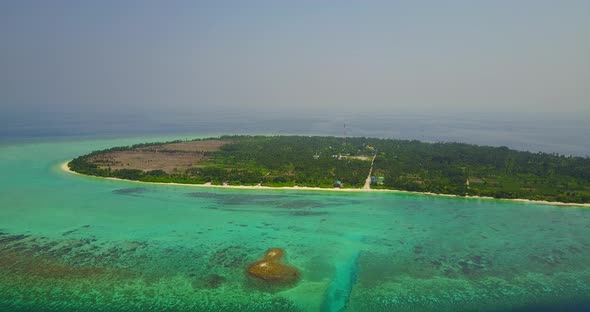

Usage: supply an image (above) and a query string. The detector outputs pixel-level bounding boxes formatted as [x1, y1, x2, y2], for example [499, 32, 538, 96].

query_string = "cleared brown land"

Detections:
[137, 140, 227, 153]
[89, 140, 228, 173]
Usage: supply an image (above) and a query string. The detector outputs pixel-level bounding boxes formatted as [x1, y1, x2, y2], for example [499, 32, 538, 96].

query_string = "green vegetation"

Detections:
[371, 140, 590, 203]
[68, 135, 590, 203]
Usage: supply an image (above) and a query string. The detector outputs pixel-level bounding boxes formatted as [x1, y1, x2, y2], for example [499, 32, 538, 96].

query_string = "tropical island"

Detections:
[67, 135, 590, 204]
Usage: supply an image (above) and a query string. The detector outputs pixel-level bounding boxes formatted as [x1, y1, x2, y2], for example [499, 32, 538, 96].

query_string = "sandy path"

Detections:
[362, 154, 377, 190]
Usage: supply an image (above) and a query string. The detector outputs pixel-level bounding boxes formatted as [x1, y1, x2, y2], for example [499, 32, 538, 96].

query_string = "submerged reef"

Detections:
[0, 232, 301, 311]
[247, 248, 300, 286]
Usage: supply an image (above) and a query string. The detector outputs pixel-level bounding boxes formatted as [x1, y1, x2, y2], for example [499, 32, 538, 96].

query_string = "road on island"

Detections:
[363, 154, 377, 190]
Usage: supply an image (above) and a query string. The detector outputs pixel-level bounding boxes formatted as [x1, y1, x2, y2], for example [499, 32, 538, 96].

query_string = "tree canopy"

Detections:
[68, 135, 590, 203]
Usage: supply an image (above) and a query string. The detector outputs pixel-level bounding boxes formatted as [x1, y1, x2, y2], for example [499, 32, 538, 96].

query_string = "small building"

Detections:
[377, 176, 385, 185]
[370, 176, 376, 184]
[333, 180, 343, 188]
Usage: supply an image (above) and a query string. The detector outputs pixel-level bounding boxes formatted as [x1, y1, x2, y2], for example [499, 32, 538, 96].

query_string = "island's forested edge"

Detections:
[68, 135, 590, 203]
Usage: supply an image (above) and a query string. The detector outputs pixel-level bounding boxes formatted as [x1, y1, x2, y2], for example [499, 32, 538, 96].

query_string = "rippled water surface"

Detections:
[1, 137, 589, 311]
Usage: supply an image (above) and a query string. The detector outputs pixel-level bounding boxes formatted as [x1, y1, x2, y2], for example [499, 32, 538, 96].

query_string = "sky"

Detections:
[1, 0, 589, 120]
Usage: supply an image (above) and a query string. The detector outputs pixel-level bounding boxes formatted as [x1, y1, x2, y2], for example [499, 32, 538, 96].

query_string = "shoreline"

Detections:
[60, 161, 590, 208]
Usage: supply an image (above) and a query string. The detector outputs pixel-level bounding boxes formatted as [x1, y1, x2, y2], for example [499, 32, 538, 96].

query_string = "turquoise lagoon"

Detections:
[0, 136, 589, 311]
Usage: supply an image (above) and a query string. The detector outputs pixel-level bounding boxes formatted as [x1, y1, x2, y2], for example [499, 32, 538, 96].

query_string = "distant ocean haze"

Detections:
[0, 111, 588, 157]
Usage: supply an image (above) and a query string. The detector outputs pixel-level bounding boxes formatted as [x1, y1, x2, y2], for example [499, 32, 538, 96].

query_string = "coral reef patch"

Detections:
[247, 248, 300, 287]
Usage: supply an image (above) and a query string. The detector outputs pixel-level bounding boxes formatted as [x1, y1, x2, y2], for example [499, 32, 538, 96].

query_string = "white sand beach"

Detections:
[60, 161, 590, 208]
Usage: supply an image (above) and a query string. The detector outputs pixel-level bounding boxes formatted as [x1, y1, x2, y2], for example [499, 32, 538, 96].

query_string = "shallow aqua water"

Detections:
[0, 137, 589, 311]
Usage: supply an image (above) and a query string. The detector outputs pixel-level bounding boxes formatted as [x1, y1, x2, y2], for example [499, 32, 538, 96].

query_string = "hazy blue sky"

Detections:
[1, 0, 589, 118]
